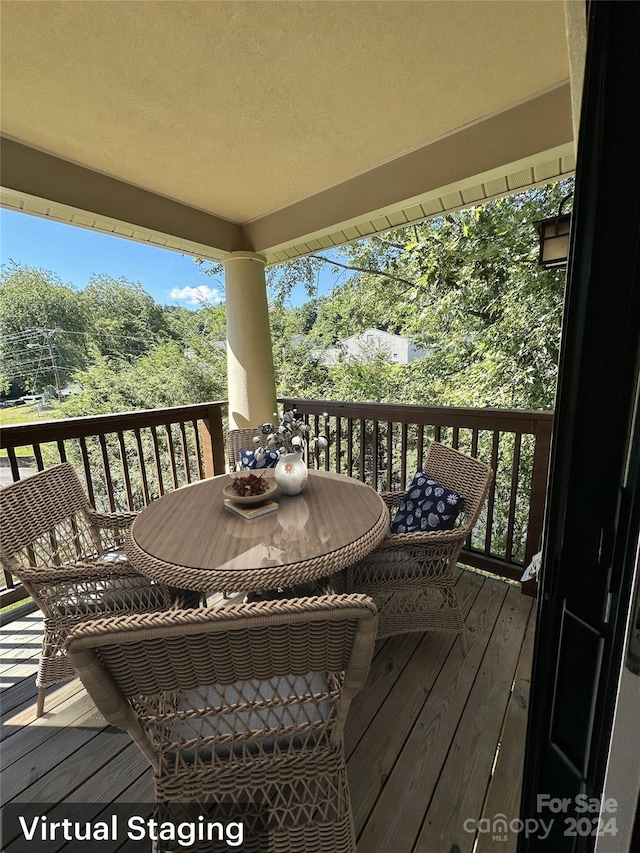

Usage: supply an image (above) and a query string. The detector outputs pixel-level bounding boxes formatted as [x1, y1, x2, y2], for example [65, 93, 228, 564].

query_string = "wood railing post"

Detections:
[199, 405, 226, 476]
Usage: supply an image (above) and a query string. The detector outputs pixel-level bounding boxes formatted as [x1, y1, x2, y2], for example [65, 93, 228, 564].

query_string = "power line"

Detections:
[3, 327, 159, 346]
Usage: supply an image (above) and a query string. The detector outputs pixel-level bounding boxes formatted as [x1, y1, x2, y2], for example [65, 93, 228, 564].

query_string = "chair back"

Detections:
[0, 463, 102, 572]
[423, 442, 493, 532]
[66, 595, 377, 773]
[226, 428, 270, 471]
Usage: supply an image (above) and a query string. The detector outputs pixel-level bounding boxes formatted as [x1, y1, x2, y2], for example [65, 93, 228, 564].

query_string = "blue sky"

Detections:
[0, 208, 339, 308]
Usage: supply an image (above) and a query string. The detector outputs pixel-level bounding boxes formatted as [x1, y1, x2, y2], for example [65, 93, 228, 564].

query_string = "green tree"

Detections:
[268, 181, 571, 411]
[0, 262, 88, 395]
[81, 275, 168, 361]
[62, 341, 227, 417]
[163, 303, 227, 349]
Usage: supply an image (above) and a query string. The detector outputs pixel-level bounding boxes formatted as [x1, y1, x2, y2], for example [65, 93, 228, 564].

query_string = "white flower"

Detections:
[255, 407, 330, 455]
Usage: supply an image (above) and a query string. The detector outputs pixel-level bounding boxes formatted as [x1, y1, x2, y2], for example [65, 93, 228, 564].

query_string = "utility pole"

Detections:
[43, 329, 62, 402]
[25, 328, 63, 401]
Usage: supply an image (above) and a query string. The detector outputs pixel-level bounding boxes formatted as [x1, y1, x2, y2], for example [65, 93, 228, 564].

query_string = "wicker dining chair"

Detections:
[226, 427, 271, 472]
[66, 594, 377, 853]
[0, 463, 198, 717]
[346, 442, 493, 649]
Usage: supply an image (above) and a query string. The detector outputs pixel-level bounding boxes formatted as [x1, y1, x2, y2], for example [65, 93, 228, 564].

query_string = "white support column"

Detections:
[223, 251, 277, 430]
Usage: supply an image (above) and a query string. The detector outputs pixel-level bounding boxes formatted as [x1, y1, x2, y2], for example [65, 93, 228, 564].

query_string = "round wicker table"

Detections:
[125, 470, 389, 593]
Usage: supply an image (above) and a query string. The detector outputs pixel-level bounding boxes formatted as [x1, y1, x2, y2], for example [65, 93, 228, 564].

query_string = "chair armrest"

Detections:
[88, 509, 138, 530]
[12, 561, 143, 586]
[380, 491, 407, 513]
[374, 525, 468, 550]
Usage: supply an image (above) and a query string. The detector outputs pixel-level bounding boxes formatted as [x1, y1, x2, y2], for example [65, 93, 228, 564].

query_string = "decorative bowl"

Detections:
[223, 478, 279, 506]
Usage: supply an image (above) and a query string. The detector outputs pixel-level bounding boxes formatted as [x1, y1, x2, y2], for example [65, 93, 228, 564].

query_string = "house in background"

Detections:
[314, 328, 428, 366]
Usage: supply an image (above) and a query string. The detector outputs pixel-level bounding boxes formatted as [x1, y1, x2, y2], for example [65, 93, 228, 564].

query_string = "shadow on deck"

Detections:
[1, 569, 535, 853]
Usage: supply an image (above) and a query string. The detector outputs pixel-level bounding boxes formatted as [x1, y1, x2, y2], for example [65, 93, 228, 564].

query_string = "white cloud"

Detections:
[169, 285, 222, 306]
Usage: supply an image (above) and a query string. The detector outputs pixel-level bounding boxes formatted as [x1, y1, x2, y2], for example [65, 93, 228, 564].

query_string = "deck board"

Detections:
[353, 573, 514, 851]
[412, 586, 533, 853]
[475, 600, 537, 853]
[0, 571, 534, 853]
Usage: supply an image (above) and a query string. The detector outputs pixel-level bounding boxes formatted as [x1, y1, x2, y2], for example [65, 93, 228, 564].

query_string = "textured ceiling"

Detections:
[1, 1, 570, 222]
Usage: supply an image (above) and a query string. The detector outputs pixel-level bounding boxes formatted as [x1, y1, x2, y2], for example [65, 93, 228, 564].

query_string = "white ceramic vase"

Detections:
[275, 451, 308, 496]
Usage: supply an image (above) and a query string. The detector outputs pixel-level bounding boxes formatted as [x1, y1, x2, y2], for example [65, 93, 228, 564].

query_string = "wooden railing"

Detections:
[280, 398, 553, 588]
[0, 402, 227, 604]
[1, 398, 552, 607]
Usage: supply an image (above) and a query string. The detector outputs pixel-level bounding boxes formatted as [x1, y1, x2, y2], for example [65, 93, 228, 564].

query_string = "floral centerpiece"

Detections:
[253, 408, 329, 495]
[255, 408, 329, 455]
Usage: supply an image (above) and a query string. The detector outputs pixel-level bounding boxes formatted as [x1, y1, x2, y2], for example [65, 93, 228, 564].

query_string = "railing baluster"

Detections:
[79, 437, 95, 506]
[334, 416, 342, 474]
[505, 433, 522, 563]
[484, 431, 500, 555]
[33, 443, 44, 470]
[400, 423, 408, 489]
[150, 426, 165, 496]
[192, 420, 204, 480]
[7, 447, 20, 482]
[372, 420, 379, 490]
[57, 439, 67, 463]
[417, 425, 424, 468]
[178, 421, 191, 483]
[452, 426, 460, 449]
[347, 419, 354, 477]
[98, 434, 116, 511]
[359, 419, 366, 481]
[323, 415, 330, 472]
[386, 421, 393, 491]
[134, 428, 150, 506]
[117, 431, 134, 510]
[471, 428, 479, 458]
[165, 424, 179, 490]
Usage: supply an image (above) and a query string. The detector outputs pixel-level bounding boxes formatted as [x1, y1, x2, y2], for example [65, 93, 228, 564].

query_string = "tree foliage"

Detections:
[268, 181, 571, 410]
[80, 275, 168, 360]
[2, 181, 571, 416]
[0, 263, 88, 394]
[62, 342, 226, 417]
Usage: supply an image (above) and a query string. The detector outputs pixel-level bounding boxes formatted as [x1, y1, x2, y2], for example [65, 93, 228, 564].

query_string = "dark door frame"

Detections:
[520, 2, 640, 851]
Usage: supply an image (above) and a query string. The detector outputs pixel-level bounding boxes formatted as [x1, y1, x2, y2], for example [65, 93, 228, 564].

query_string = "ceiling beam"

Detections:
[246, 84, 574, 255]
[0, 136, 245, 255]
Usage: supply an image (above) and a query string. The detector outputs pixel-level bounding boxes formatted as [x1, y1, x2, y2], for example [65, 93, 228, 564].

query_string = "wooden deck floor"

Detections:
[1, 569, 536, 853]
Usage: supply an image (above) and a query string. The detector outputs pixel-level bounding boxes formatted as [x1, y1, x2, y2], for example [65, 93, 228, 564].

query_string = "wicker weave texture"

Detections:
[66, 594, 377, 852]
[348, 442, 493, 640]
[227, 429, 270, 472]
[126, 496, 388, 594]
[0, 463, 198, 713]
